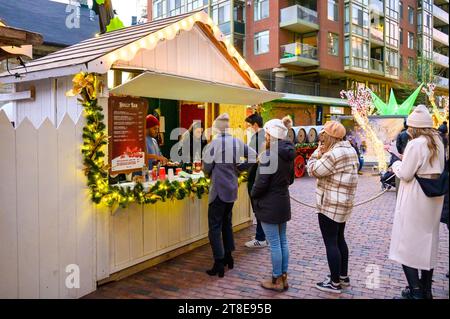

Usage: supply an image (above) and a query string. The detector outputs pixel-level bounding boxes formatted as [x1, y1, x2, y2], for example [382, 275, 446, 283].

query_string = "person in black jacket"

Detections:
[251, 119, 295, 292]
[244, 113, 268, 248]
[177, 121, 207, 163]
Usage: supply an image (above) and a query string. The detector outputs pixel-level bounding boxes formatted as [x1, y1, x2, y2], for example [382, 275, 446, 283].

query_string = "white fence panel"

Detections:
[16, 118, 40, 298]
[0, 111, 18, 298]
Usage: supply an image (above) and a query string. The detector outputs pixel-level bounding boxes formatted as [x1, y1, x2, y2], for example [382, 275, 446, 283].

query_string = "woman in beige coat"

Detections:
[389, 105, 445, 299]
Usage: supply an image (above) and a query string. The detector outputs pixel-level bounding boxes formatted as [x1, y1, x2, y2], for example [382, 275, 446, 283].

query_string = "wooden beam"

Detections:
[0, 26, 43, 47]
[0, 87, 35, 102]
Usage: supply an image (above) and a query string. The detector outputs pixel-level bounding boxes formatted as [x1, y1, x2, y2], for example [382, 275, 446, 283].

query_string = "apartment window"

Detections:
[351, 36, 369, 69]
[328, 33, 339, 55]
[408, 57, 415, 72]
[254, 30, 269, 55]
[386, 19, 399, 48]
[399, 56, 403, 71]
[153, 0, 166, 19]
[399, 1, 403, 20]
[408, 32, 414, 49]
[328, 0, 338, 21]
[212, 2, 231, 26]
[254, 0, 269, 21]
[408, 6, 414, 24]
[399, 28, 403, 45]
[344, 36, 350, 65]
[386, 48, 399, 76]
[386, 0, 399, 20]
[351, 4, 369, 37]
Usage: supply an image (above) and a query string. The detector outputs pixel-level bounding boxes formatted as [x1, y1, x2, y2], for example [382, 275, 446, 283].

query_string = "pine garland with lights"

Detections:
[68, 72, 247, 209]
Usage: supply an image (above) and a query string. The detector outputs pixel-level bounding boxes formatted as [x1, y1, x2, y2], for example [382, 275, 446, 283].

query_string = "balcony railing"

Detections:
[370, 58, 385, 73]
[370, 27, 384, 43]
[433, 28, 450, 46]
[433, 51, 449, 67]
[433, 4, 449, 25]
[281, 43, 318, 60]
[387, 65, 399, 77]
[280, 5, 319, 33]
[260, 77, 342, 98]
[434, 75, 449, 89]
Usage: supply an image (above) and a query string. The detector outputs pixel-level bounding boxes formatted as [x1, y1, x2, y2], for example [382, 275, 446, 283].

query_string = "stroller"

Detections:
[380, 170, 396, 190]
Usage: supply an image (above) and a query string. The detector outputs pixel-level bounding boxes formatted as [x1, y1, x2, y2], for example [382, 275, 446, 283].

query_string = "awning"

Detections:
[109, 71, 282, 105]
[278, 93, 349, 107]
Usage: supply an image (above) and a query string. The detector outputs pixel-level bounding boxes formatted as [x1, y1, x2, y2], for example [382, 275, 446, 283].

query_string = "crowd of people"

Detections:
[148, 105, 448, 299]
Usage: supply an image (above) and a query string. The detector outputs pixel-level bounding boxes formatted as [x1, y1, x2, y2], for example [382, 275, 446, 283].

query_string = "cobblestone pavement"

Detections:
[86, 173, 449, 299]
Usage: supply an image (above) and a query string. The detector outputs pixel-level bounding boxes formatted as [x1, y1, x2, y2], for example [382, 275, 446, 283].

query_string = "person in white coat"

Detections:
[389, 104, 445, 299]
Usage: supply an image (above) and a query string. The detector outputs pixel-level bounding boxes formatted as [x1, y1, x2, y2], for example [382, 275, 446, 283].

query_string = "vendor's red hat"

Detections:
[146, 114, 159, 128]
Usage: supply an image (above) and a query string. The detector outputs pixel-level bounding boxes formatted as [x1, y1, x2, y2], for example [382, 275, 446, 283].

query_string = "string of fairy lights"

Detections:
[67, 72, 247, 209]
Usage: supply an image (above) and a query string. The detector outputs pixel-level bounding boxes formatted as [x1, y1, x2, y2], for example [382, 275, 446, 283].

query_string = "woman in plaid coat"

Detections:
[307, 121, 359, 294]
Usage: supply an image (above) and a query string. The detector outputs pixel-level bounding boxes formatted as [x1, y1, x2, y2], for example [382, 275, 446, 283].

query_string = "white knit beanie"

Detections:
[407, 104, 433, 128]
[264, 119, 288, 140]
[212, 113, 230, 134]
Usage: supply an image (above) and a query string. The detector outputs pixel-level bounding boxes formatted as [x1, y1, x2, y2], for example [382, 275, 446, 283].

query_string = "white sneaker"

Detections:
[245, 239, 268, 248]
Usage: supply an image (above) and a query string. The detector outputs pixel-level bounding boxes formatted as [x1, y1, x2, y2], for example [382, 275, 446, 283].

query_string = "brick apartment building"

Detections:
[147, 0, 448, 125]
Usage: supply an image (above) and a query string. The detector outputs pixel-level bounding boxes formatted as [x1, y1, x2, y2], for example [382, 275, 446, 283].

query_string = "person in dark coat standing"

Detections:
[203, 113, 257, 278]
[251, 119, 295, 292]
[438, 121, 449, 278]
[244, 113, 268, 248]
[394, 119, 411, 195]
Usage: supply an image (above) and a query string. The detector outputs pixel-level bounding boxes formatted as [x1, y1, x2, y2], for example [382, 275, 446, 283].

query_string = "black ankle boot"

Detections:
[223, 252, 234, 270]
[206, 259, 224, 277]
[420, 276, 433, 299]
[400, 286, 425, 299]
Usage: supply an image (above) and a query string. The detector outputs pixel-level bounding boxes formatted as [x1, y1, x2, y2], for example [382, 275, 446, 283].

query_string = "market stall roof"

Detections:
[110, 71, 282, 105]
[0, 19, 43, 60]
[0, 11, 266, 92]
[279, 93, 349, 107]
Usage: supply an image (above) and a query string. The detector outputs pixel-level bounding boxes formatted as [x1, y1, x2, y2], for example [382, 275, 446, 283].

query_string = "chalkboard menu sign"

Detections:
[108, 96, 148, 174]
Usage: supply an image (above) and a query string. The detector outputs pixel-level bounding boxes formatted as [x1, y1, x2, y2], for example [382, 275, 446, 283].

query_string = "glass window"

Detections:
[254, 30, 269, 55]
[351, 4, 369, 37]
[212, 2, 230, 25]
[386, 0, 399, 21]
[399, 56, 403, 71]
[386, 48, 399, 76]
[344, 3, 350, 33]
[408, 32, 414, 49]
[408, 57, 415, 71]
[328, 0, 338, 21]
[351, 36, 369, 69]
[254, 0, 269, 21]
[328, 33, 339, 55]
[399, 1, 403, 20]
[399, 28, 403, 45]
[153, 0, 166, 19]
[408, 6, 414, 24]
[385, 19, 399, 48]
[344, 36, 350, 65]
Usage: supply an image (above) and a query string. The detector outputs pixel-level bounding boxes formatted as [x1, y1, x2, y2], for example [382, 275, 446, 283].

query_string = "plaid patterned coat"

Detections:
[307, 141, 359, 223]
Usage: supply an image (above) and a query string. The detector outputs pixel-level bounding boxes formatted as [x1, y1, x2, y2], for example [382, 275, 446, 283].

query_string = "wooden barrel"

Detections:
[297, 128, 308, 143]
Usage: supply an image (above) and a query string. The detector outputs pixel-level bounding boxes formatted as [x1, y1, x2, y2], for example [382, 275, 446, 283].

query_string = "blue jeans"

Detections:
[261, 222, 289, 277]
[358, 157, 364, 172]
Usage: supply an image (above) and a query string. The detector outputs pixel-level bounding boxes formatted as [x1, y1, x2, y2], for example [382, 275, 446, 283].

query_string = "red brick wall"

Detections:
[317, 0, 344, 72]
[399, 0, 417, 82]
[245, 0, 285, 71]
[147, 0, 153, 20]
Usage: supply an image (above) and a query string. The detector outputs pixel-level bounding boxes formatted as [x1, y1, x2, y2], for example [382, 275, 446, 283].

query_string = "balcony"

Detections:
[433, 4, 449, 25]
[433, 51, 449, 68]
[280, 5, 319, 33]
[370, 58, 385, 74]
[370, 27, 384, 46]
[433, 28, 449, 46]
[434, 75, 449, 89]
[369, 0, 385, 17]
[386, 65, 399, 78]
[280, 43, 319, 67]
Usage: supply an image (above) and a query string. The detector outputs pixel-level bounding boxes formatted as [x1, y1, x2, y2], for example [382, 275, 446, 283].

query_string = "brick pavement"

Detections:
[85, 174, 449, 299]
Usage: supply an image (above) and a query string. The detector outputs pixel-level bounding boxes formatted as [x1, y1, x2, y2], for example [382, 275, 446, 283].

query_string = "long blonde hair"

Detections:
[407, 127, 440, 165]
[320, 132, 342, 153]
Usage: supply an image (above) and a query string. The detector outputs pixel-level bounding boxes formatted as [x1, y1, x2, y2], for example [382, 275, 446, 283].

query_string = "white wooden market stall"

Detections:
[0, 11, 281, 298]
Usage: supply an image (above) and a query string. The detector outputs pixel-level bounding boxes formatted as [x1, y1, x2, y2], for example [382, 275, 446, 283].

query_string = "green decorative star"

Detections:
[371, 83, 424, 115]
[106, 17, 125, 33]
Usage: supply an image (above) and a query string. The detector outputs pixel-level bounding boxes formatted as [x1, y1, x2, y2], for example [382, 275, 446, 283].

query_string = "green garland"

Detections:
[68, 72, 247, 209]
